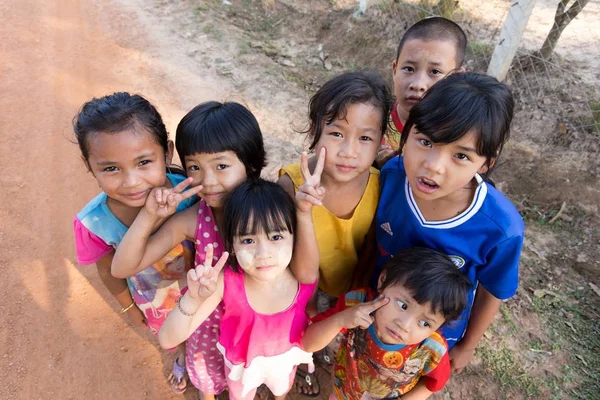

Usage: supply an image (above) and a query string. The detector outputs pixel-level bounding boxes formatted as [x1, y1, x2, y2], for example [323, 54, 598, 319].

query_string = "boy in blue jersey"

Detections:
[374, 73, 524, 374]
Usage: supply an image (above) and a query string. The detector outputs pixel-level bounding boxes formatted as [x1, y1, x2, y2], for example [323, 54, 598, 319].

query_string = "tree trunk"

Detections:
[539, 0, 591, 60]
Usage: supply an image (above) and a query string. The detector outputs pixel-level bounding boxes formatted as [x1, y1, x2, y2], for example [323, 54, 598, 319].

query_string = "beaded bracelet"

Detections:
[177, 295, 196, 317]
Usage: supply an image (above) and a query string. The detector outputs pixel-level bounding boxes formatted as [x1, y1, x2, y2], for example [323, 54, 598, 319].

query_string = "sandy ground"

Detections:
[0, 0, 273, 398]
[0, 0, 320, 398]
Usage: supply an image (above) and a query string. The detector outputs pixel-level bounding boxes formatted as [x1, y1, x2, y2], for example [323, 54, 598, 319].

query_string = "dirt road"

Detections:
[0, 0, 233, 398]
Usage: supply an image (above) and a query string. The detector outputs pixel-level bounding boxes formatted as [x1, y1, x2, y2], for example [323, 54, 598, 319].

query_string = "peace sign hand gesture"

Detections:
[296, 148, 326, 214]
[338, 296, 389, 330]
[144, 177, 202, 219]
[187, 244, 229, 300]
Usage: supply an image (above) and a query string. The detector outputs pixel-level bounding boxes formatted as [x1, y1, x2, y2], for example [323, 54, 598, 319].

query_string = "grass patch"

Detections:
[478, 343, 542, 397]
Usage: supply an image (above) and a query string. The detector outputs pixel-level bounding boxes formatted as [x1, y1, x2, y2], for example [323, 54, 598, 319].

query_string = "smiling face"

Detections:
[313, 102, 382, 184]
[402, 127, 489, 203]
[373, 282, 445, 346]
[85, 128, 169, 208]
[233, 227, 294, 282]
[184, 151, 247, 208]
[392, 38, 459, 123]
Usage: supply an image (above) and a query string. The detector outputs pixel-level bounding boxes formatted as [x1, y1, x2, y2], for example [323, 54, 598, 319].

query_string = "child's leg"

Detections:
[167, 342, 189, 393]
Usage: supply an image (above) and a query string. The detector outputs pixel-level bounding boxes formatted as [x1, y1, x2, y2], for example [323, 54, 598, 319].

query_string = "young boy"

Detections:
[377, 17, 467, 166]
[303, 248, 471, 400]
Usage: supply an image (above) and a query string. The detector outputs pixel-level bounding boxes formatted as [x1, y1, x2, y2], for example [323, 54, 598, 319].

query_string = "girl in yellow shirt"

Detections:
[279, 71, 393, 397]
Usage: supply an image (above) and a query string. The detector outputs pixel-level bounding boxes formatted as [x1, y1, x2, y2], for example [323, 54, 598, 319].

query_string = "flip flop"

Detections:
[295, 367, 320, 398]
[169, 357, 189, 394]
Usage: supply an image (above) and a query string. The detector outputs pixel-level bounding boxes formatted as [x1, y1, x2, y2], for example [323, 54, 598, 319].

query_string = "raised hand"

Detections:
[187, 244, 229, 300]
[144, 177, 202, 219]
[296, 148, 326, 213]
[338, 296, 389, 329]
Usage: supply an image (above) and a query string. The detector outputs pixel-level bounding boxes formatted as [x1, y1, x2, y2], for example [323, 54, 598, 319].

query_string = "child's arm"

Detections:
[303, 296, 388, 352]
[400, 381, 433, 400]
[289, 149, 326, 284]
[111, 179, 201, 278]
[449, 286, 501, 373]
[96, 251, 146, 327]
[158, 245, 228, 349]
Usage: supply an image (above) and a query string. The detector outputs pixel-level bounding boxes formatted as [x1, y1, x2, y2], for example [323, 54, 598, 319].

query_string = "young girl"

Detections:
[110, 101, 267, 399]
[374, 72, 525, 374]
[155, 170, 324, 400]
[72, 92, 196, 393]
[278, 71, 393, 396]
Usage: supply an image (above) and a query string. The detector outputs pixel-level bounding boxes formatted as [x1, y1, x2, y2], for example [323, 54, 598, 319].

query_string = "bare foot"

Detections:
[294, 365, 320, 397]
[167, 353, 188, 394]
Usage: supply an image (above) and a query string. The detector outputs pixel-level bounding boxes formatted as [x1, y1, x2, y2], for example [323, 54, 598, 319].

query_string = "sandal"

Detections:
[294, 367, 320, 398]
[168, 357, 189, 394]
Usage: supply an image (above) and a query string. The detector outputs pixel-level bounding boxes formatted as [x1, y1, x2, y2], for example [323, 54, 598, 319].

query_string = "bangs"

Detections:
[222, 179, 296, 251]
[401, 73, 514, 165]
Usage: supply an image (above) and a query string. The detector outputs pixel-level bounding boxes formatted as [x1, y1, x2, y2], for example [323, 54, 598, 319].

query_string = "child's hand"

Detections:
[126, 305, 147, 328]
[187, 244, 229, 300]
[337, 296, 389, 329]
[296, 148, 326, 213]
[375, 145, 397, 169]
[449, 342, 476, 374]
[144, 178, 202, 219]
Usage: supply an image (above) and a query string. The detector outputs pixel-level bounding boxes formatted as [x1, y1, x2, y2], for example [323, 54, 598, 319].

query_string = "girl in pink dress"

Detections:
[111, 101, 266, 399]
[158, 152, 326, 400]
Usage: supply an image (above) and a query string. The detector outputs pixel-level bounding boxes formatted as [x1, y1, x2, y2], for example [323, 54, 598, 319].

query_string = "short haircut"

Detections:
[379, 247, 472, 322]
[221, 179, 296, 271]
[305, 71, 393, 151]
[396, 17, 467, 67]
[175, 101, 266, 180]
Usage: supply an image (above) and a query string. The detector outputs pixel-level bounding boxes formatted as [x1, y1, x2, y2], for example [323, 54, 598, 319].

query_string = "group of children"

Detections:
[73, 17, 524, 400]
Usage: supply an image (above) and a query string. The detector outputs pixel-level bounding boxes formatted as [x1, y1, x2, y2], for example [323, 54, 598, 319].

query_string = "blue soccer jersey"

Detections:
[374, 157, 524, 348]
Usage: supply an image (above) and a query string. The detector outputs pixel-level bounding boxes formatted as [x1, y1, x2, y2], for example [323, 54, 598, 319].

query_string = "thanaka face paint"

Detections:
[233, 229, 294, 281]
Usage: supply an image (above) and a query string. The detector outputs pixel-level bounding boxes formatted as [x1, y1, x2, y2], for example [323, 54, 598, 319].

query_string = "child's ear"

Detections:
[377, 271, 387, 293]
[391, 59, 399, 78]
[166, 140, 175, 165]
[478, 157, 496, 175]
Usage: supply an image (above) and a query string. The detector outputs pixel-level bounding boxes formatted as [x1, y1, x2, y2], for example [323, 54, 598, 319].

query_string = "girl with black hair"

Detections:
[111, 101, 268, 399]
[72, 92, 196, 393]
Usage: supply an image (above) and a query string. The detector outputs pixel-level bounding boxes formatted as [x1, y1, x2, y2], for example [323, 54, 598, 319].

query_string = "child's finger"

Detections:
[204, 244, 214, 267]
[364, 296, 389, 313]
[298, 184, 321, 201]
[154, 188, 163, 205]
[180, 184, 203, 200]
[188, 268, 199, 282]
[297, 192, 322, 207]
[172, 177, 194, 194]
[313, 147, 326, 179]
[213, 252, 229, 274]
[316, 186, 326, 198]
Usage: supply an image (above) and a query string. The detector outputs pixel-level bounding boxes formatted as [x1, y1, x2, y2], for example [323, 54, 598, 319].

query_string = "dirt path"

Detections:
[0, 0, 234, 398]
[0, 0, 316, 398]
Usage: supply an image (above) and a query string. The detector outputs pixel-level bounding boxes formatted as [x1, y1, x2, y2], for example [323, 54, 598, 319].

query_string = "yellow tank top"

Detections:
[279, 164, 380, 297]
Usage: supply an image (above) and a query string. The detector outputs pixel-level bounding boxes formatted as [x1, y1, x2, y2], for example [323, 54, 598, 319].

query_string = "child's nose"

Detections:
[339, 139, 358, 158]
[409, 71, 429, 92]
[424, 151, 446, 174]
[122, 170, 141, 187]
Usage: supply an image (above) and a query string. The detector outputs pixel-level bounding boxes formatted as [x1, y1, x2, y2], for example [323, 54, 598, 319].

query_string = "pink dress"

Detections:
[185, 200, 228, 394]
[218, 268, 316, 399]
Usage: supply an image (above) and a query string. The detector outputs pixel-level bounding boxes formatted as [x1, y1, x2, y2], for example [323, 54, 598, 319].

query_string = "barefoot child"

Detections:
[154, 157, 325, 399]
[377, 17, 467, 167]
[304, 248, 471, 399]
[111, 101, 266, 399]
[279, 71, 393, 396]
[72, 92, 196, 393]
[374, 72, 525, 373]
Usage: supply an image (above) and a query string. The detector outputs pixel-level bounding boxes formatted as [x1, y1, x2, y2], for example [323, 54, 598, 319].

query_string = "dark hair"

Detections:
[400, 72, 514, 175]
[379, 247, 471, 322]
[176, 102, 266, 180]
[73, 92, 170, 162]
[305, 71, 393, 151]
[222, 179, 296, 270]
[396, 17, 467, 67]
